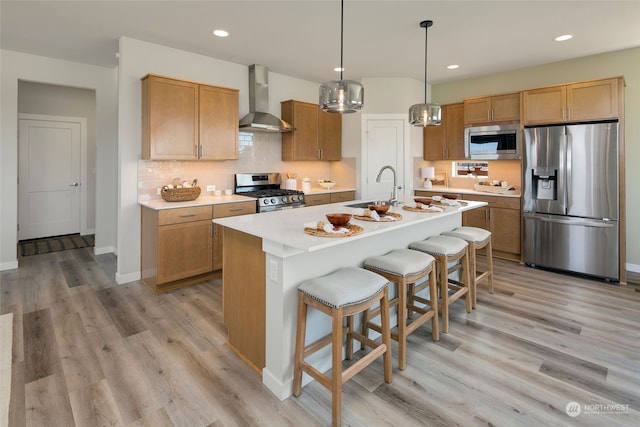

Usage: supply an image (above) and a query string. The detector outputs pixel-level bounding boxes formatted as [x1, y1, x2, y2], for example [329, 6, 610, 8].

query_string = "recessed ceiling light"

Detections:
[213, 29, 229, 38]
[447, 64, 459, 70]
[554, 34, 573, 42]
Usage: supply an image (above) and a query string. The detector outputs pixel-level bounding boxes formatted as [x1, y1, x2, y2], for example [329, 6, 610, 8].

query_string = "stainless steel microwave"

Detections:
[464, 123, 521, 160]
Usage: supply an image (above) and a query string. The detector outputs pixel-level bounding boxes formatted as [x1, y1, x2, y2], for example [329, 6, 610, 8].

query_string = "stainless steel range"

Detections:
[234, 173, 305, 212]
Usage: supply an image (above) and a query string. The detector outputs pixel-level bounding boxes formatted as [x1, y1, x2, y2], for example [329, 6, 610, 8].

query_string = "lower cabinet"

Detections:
[141, 201, 255, 294]
[414, 190, 522, 261]
[304, 190, 355, 206]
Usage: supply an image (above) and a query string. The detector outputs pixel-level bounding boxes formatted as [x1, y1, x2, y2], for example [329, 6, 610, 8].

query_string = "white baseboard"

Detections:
[0, 260, 18, 271]
[93, 245, 114, 256]
[626, 263, 640, 273]
[115, 271, 140, 285]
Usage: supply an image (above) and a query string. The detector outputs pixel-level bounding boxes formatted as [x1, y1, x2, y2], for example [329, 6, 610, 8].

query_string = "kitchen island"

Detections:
[214, 199, 486, 400]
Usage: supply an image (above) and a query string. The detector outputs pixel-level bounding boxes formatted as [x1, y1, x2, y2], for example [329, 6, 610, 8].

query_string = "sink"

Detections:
[345, 201, 398, 209]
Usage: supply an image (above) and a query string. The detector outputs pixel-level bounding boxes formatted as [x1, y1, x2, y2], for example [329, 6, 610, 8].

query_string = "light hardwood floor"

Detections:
[1, 247, 639, 426]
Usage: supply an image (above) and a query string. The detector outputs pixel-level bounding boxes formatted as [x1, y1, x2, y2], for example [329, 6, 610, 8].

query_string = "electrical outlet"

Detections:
[269, 259, 278, 281]
[206, 185, 216, 192]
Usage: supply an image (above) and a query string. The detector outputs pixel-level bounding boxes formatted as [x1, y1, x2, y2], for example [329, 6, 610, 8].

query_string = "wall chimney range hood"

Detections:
[239, 64, 292, 133]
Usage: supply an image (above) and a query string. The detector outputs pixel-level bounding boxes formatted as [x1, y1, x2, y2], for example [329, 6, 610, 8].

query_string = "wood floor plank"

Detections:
[6, 251, 640, 426]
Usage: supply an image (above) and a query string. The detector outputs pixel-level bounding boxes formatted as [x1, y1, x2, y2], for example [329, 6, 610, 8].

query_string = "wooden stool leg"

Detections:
[438, 256, 450, 334]
[463, 249, 472, 313]
[332, 308, 343, 427]
[293, 292, 307, 397]
[486, 239, 494, 294]
[469, 242, 478, 309]
[380, 287, 392, 383]
[428, 268, 439, 341]
[346, 315, 354, 360]
[397, 278, 408, 370]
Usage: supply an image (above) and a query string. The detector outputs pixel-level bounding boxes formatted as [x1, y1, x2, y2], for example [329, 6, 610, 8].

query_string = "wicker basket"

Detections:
[161, 186, 201, 202]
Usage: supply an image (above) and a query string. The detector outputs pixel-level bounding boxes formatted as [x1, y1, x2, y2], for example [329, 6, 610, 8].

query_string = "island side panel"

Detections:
[222, 227, 265, 373]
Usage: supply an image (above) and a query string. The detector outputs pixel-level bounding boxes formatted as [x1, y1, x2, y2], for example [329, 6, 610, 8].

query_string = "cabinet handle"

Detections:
[488, 109, 491, 121]
[179, 214, 196, 218]
[228, 208, 245, 212]
[318, 148, 322, 160]
[210, 223, 213, 237]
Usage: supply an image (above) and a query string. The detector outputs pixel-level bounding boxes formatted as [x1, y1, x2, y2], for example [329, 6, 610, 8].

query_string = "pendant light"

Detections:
[409, 20, 442, 126]
[319, 0, 364, 113]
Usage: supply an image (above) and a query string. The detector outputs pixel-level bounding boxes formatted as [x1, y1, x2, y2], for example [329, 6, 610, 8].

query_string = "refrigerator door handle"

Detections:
[524, 214, 616, 228]
[565, 132, 572, 211]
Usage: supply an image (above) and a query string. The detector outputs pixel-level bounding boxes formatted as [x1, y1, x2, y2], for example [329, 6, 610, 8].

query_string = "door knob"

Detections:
[69, 182, 80, 187]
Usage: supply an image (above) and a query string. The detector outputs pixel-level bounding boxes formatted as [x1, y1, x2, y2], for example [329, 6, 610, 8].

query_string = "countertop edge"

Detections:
[139, 195, 257, 210]
[416, 186, 521, 198]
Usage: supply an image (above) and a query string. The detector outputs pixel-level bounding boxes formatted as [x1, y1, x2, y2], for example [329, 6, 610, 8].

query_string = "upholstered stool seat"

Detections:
[442, 226, 494, 308]
[409, 235, 472, 333]
[293, 267, 392, 427]
[363, 249, 439, 370]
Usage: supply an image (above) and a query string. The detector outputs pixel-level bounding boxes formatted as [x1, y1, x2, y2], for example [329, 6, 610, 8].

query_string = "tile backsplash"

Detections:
[138, 132, 356, 200]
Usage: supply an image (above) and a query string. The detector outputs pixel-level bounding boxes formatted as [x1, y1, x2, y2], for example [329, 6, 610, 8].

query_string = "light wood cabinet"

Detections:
[212, 201, 256, 271]
[142, 205, 213, 294]
[464, 92, 520, 125]
[141, 74, 239, 160]
[141, 201, 255, 294]
[281, 100, 342, 161]
[424, 103, 465, 160]
[522, 77, 621, 125]
[303, 190, 355, 206]
[414, 190, 522, 261]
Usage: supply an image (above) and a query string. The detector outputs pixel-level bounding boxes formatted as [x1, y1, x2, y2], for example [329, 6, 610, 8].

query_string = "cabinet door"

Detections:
[423, 119, 447, 160]
[142, 76, 199, 160]
[464, 97, 492, 125]
[491, 93, 520, 123]
[281, 100, 319, 160]
[157, 219, 213, 284]
[329, 191, 355, 203]
[213, 223, 223, 271]
[446, 103, 466, 159]
[462, 207, 488, 230]
[318, 110, 342, 160]
[304, 193, 330, 206]
[522, 86, 567, 125]
[567, 78, 619, 122]
[199, 85, 239, 160]
[489, 207, 521, 255]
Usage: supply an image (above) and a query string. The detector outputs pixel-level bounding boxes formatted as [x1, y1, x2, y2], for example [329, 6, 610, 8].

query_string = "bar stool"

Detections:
[409, 235, 472, 333]
[442, 226, 494, 308]
[362, 249, 439, 370]
[293, 267, 392, 427]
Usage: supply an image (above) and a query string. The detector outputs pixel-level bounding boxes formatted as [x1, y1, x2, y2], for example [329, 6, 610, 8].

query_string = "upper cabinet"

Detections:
[141, 74, 239, 160]
[424, 103, 465, 160]
[522, 77, 621, 125]
[464, 92, 520, 126]
[281, 100, 342, 161]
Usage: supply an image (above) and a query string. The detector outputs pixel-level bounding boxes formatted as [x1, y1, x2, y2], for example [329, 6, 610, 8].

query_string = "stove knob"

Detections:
[282, 196, 288, 203]
[262, 199, 269, 205]
[292, 195, 299, 202]
[271, 198, 277, 204]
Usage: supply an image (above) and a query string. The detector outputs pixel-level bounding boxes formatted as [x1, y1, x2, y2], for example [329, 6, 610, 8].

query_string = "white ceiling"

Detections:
[2, 0, 640, 85]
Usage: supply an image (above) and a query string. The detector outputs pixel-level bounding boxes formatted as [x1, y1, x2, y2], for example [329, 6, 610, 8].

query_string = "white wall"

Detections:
[0, 50, 118, 270]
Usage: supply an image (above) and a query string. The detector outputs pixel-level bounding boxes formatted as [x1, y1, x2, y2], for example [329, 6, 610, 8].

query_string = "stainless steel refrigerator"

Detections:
[522, 121, 619, 281]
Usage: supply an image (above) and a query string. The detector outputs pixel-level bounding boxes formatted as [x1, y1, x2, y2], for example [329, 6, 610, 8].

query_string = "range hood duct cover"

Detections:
[239, 64, 292, 133]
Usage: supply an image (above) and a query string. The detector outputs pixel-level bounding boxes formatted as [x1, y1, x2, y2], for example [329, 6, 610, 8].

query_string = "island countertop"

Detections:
[214, 199, 486, 253]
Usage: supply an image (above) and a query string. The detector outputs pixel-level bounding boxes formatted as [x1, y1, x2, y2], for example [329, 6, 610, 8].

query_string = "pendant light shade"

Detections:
[319, 0, 364, 113]
[409, 20, 441, 127]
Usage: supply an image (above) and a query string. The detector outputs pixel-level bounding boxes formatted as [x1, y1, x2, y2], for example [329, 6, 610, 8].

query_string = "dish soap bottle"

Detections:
[301, 177, 311, 194]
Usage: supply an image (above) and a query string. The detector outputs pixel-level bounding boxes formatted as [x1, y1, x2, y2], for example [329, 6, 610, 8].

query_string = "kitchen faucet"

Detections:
[376, 165, 398, 205]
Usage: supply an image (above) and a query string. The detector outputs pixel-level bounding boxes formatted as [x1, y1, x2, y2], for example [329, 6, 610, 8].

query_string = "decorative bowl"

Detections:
[367, 202, 390, 216]
[318, 180, 336, 189]
[414, 197, 433, 205]
[325, 213, 352, 228]
[442, 193, 459, 200]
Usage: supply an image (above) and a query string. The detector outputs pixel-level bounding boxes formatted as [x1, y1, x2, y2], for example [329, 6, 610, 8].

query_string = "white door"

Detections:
[361, 116, 407, 202]
[18, 118, 81, 240]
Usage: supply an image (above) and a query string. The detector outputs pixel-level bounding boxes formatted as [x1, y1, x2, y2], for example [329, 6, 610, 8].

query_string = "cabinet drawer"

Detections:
[304, 193, 331, 206]
[159, 206, 212, 225]
[462, 194, 520, 210]
[330, 191, 355, 203]
[213, 201, 256, 218]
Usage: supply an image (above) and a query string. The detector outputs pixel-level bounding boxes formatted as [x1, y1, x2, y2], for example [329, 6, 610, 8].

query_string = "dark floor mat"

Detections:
[19, 234, 95, 256]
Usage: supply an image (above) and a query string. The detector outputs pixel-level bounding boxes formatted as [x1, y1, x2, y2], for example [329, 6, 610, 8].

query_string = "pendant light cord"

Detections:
[423, 21, 427, 103]
[340, 0, 344, 81]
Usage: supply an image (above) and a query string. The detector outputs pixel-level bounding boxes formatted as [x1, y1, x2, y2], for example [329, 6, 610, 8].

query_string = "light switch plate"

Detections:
[206, 185, 216, 192]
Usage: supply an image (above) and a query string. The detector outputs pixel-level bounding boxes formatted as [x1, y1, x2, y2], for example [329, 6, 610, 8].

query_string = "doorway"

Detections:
[18, 114, 87, 240]
[361, 115, 410, 202]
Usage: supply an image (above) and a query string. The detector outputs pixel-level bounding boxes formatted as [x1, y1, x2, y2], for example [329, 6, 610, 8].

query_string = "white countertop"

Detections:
[417, 185, 521, 198]
[139, 194, 256, 210]
[214, 199, 486, 253]
[303, 186, 356, 195]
